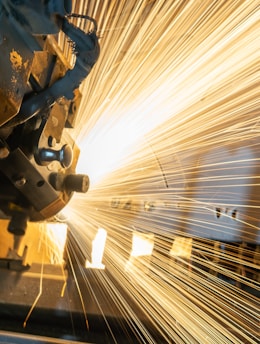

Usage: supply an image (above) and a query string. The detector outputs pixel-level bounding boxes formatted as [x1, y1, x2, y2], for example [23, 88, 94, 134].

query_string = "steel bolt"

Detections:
[14, 177, 27, 188]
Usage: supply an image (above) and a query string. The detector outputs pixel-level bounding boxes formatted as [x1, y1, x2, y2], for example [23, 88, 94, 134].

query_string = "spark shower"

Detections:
[61, 1, 259, 343]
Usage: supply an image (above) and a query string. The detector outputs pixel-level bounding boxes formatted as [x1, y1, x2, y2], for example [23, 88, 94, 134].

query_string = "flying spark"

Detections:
[61, 0, 260, 343]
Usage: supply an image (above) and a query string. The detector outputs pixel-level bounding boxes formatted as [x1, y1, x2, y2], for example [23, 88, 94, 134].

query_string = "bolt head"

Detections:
[14, 177, 27, 188]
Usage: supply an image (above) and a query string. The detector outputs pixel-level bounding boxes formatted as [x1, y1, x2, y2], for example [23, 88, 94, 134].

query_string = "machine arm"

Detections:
[5, 15, 99, 127]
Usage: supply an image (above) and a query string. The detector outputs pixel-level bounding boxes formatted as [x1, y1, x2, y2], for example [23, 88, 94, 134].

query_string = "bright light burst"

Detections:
[64, 0, 259, 343]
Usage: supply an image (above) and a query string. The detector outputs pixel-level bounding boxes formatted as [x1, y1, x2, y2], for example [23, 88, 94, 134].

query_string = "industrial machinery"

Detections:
[0, 1, 259, 344]
[0, 0, 99, 265]
[0, 2, 111, 342]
